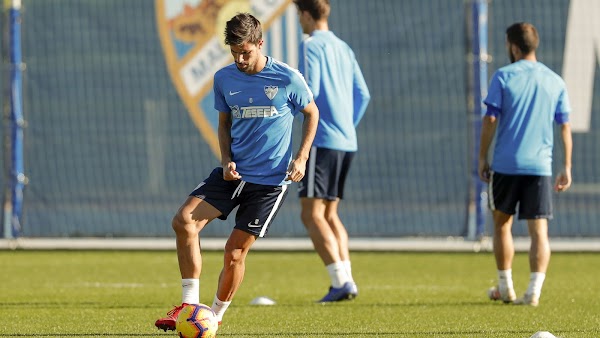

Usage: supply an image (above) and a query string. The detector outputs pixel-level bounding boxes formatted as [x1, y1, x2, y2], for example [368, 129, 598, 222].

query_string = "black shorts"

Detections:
[298, 147, 355, 200]
[488, 172, 553, 220]
[189, 167, 289, 237]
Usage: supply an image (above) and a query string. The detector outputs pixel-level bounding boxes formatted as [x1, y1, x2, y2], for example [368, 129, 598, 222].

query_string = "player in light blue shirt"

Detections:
[294, 0, 370, 303]
[213, 55, 313, 186]
[156, 13, 319, 332]
[479, 22, 572, 307]
[484, 60, 570, 176]
[297, 17, 370, 152]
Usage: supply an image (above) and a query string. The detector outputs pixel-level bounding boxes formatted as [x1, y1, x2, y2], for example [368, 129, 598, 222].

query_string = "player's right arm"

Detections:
[218, 111, 241, 181]
[214, 71, 241, 181]
[479, 114, 497, 183]
[298, 40, 321, 98]
[479, 73, 503, 182]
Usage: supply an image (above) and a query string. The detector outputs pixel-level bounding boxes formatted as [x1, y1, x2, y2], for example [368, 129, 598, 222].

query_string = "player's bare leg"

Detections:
[173, 197, 221, 279]
[324, 199, 356, 295]
[514, 218, 549, 306]
[216, 229, 256, 301]
[492, 210, 514, 270]
[301, 197, 353, 302]
[527, 218, 550, 273]
[324, 199, 349, 261]
[488, 210, 516, 303]
[155, 197, 220, 331]
[211, 229, 257, 322]
[301, 197, 341, 265]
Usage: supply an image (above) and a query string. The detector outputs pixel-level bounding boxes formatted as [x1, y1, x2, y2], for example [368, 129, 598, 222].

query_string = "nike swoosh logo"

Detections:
[247, 222, 263, 228]
[229, 90, 242, 96]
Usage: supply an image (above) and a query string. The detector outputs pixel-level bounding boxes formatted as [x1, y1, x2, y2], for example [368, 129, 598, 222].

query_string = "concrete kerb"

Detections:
[1, 237, 599, 252]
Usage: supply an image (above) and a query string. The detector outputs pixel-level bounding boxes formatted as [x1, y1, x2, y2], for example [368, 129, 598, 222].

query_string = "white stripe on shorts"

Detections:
[259, 184, 288, 237]
[488, 173, 495, 211]
[306, 146, 317, 198]
[231, 180, 246, 199]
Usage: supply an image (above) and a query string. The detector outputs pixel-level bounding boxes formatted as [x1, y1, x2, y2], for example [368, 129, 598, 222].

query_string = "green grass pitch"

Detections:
[1, 250, 599, 337]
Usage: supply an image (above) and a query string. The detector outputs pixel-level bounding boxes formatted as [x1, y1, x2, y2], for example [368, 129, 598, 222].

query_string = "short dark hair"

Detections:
[224, 12, 262, 46]
[506, 22, 539, 54]
[293, 0, 330, 20]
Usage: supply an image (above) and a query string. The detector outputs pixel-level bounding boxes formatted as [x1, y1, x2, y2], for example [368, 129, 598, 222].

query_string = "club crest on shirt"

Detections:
[264, 85, 278, 100]
[155, 0, 295, 157]
[231, 105, 241, 119]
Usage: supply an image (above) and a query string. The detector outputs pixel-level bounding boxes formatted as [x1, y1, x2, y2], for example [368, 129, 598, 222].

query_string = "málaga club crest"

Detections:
[156, 0, 294, 157]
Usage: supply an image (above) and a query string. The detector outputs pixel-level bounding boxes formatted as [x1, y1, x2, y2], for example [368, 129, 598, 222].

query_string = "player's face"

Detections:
[230, 40, 264, 74]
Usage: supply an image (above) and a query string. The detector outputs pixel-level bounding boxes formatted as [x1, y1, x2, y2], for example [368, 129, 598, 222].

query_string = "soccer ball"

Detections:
[176, 303, 219, 338]
[530, 331, 556, 338]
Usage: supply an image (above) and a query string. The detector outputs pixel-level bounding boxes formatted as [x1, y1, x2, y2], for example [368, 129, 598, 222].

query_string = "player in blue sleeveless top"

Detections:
[294, 0, 370, 302]
[479, 22, 572, 307]
[156, 13, 319, 332]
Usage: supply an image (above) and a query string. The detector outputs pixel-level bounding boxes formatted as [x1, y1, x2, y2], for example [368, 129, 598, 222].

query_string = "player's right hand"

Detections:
[285, 158, 306, 182]
[478, 159, 491, 183]
[223, 162, 242, 181]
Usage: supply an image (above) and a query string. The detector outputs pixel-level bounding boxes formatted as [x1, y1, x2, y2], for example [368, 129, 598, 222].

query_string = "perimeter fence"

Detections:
[1, 0, 598, 238]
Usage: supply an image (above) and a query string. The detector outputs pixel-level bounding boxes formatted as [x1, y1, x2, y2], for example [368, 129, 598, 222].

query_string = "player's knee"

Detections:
[223, 246, 245, 266]
[171, 212, 193, 236]
[325, 213, 341, 225]
[300, 211, 313, 226]
[301, 209, 325, 226]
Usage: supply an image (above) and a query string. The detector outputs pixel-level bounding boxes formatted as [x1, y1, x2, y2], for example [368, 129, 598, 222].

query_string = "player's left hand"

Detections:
[285, 159, 306, 182]
[554, 169, 572, 192]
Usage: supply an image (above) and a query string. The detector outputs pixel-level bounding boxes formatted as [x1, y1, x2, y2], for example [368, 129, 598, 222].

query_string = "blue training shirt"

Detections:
[214, 56, 313, 186]
[484, 60, 571, 176]
[299, 30, 370, 152]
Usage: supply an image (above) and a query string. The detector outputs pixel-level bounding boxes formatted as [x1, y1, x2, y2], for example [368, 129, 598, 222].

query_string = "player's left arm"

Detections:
[555, 121, 572, 192]
[554, 88, 572, 192]
[287, 100, 319, 182]
[352, 58, 371, 127]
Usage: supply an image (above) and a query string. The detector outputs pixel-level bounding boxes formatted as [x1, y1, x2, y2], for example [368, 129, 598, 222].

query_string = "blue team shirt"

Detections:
[299, 30, 370, 152]
[484, 60, 571, 176]
[213, 56, 313, 186]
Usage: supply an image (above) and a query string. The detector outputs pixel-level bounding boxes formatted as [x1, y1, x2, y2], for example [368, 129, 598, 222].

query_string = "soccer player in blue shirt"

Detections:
[294, 0, 370, 302]
[479, 22, 572, 306]
[155, 13, 319, 331]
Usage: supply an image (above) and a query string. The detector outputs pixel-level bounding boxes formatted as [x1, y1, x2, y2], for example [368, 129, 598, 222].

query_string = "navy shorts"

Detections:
[298, 147, 355, 200]
[488, 172, 553, 220]
[189, 167, 289, 237]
